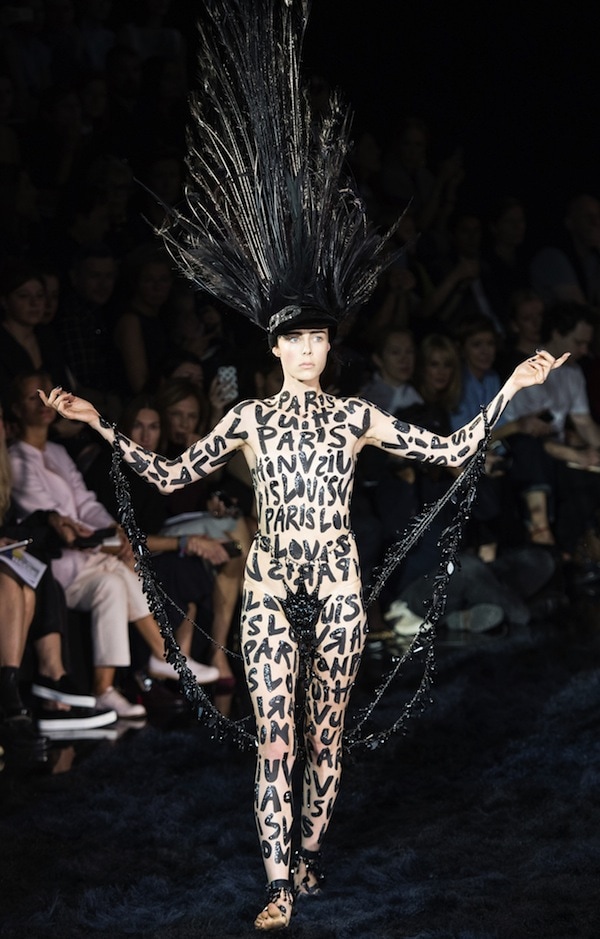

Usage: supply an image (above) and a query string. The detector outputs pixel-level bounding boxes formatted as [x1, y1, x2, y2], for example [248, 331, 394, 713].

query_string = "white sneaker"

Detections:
[383, 600, 424, 637]
[95, 686, 146, 720]
[148, 654, 220, 685]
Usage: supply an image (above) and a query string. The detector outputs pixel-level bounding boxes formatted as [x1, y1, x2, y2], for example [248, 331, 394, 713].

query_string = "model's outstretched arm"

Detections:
[38, 387, 250, 492]
[363, 350, 570, 466]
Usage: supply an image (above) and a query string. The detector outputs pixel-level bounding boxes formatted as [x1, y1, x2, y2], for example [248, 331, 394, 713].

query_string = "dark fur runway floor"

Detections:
[2, 608, 600, 939]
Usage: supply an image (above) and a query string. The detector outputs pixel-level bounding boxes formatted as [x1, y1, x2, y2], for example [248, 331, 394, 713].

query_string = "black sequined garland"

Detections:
[346, 413, 491, 753]
[109, 433, 257, 751]
[108, 415, 491, 755]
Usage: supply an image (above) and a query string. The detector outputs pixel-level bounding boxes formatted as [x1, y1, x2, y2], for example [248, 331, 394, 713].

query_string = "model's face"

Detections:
[15, 375, 56, 430]
[272, 329, 330, 386]
[165, 395, 200, 444]
[463, 331, 496, 375]
[130, 408, 161, 450]
[374, 331, 415, 385]
[424, 351, 454, 393]
[2, 279, 46, 327]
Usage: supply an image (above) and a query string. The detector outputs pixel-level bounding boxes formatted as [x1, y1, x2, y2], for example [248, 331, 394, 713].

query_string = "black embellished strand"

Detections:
[345, 414, 491, 752]
[110, 432, 257, 751]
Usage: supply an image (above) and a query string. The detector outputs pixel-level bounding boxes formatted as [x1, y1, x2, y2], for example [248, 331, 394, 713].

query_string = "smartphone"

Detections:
[222, 540, 242, 558]
[72, 526, 117, 549]
[216, 365, 238, 403]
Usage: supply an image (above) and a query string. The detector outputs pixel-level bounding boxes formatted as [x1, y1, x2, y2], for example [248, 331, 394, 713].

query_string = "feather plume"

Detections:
[158, 0, 397, 331]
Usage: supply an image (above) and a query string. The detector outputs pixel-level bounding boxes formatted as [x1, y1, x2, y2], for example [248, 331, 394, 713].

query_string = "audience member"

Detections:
[496, 288, 545, 380]
[0, 259, 68, 407]
[54, 242, 123, 421]
[360, 327, 423, 413]
[9, 370, 220, 719]
[423, 211, 503, 335]
[530, 194, 600, 308]
[380, 116, 464, 235]
[113, 245, 174, 394]
[482, 197, 530, 327]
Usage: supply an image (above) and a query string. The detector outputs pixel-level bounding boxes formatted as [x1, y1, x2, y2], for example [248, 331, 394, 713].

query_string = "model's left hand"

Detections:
[511, 350, 570, 391]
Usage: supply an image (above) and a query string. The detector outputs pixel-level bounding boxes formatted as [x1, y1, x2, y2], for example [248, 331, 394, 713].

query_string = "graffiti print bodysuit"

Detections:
[110, 383, 505, 883]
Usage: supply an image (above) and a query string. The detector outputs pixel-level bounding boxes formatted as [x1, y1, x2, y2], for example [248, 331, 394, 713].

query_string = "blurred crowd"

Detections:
[2, 0, 600, 772]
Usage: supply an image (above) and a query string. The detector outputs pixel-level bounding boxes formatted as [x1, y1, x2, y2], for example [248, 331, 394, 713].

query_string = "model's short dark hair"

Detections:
[541, 302, 597, 342]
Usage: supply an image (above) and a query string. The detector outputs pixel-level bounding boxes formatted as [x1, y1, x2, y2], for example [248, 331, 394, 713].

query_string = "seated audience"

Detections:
[0, 401, 116, 759]
[85, 394, 249, 704]
[9, 370, 220, 720]
[502, 302, 600, 557]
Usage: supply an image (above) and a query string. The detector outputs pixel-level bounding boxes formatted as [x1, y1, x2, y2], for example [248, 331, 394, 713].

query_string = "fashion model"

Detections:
[41, 337, 565, 929]
[40, 0, 570, 929]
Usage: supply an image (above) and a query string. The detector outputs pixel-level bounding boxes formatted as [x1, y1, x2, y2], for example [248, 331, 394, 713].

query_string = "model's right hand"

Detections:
[38, 386, 100, 425]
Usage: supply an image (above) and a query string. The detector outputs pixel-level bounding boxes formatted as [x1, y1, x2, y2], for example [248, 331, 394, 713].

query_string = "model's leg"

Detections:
[296, 580, 368, 894]
[240, 578, 299, 930]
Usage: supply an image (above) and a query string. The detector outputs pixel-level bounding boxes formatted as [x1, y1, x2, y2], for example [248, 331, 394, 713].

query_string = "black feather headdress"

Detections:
[158, 0, 397, 337]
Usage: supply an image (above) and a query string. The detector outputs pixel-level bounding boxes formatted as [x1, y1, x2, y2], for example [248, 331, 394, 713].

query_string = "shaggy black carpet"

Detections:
[1, 610, 600, 939]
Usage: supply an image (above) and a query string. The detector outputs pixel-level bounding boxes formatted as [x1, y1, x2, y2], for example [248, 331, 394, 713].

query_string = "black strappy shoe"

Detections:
[254, 879, 294, 931]
[292, 847, 325, 898]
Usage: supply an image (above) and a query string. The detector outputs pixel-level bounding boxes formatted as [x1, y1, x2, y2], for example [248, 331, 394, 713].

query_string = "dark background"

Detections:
[301, 1, 600, 238]
[181, 1, 600, 246]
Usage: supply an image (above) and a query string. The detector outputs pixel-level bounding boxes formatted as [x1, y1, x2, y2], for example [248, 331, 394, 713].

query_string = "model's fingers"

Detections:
[551, 352, 571, 370]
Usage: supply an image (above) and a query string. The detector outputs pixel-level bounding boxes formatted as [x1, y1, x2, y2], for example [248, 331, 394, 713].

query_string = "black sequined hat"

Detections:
[267, 305, 338, 344]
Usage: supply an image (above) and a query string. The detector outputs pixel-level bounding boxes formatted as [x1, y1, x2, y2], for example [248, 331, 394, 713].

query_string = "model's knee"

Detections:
[257, 732, 297, 770]
[305, 728, 343, 766]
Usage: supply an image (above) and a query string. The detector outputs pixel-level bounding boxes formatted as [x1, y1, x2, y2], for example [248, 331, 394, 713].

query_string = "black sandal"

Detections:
[292, 847, 325, 898]
[254, 878, 294, 931]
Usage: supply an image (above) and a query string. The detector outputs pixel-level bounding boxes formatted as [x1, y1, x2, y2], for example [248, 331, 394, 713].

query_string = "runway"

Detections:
[1, 608, 599, 939]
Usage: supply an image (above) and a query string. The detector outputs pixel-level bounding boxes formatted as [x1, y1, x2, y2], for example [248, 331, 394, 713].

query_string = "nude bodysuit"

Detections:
[113, 385, 503, 884]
